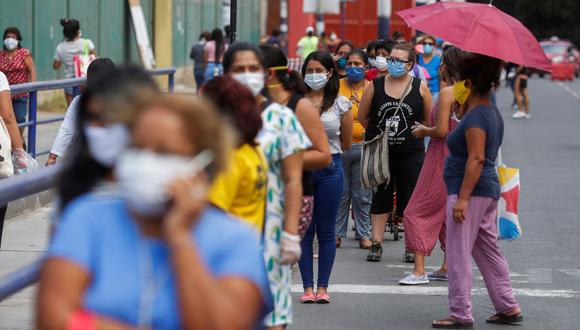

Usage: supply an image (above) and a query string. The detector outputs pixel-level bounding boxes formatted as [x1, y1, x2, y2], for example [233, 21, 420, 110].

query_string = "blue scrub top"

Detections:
[418, 53, 441, 94]
[49, 194, 273, 330]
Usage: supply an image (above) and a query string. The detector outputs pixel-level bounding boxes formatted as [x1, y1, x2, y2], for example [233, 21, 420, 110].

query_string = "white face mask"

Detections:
[368, 58, 377, 68]
[232, 72, 265, 96]
[115, 149, 195, 217]
[3, 38, 18, 51]
[375, 56, 388, 72]
[85, 124, 130, 168]
[304, 73, 329, 91]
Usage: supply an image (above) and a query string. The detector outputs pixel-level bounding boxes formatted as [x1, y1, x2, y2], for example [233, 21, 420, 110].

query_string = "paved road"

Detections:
[1, 77, 579, 329]
[291, 78, 580, 330]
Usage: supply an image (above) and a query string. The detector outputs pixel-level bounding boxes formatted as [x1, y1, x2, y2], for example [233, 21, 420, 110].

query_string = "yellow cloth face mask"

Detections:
[453, 80, 471, 105]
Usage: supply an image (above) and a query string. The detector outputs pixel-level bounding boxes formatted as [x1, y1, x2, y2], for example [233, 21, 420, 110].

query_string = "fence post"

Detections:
[168, 73, 175, 93]
[27, 91, 37, 158]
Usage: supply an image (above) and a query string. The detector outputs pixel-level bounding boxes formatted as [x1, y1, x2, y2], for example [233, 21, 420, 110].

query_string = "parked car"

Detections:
[535, 37, 580, 78]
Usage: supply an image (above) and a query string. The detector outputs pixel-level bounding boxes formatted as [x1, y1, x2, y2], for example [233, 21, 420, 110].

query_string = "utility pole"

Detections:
[230, 0, 237, 43]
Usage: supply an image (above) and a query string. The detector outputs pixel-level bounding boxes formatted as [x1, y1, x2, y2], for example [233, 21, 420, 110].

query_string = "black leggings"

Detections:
[0, 205, 7, 248]
[370, 151, 424, 217]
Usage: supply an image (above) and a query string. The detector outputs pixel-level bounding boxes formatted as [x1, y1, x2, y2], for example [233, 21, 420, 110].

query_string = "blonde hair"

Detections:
[132, 94, 233, 178]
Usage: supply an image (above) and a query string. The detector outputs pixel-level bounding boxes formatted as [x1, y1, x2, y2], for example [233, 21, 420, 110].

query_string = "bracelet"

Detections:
[67, 309, 96, 330]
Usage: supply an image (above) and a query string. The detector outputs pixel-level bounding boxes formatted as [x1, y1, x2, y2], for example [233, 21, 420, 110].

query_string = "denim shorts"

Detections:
[64, 86, 74, 96]
[12, 97, 28, 124]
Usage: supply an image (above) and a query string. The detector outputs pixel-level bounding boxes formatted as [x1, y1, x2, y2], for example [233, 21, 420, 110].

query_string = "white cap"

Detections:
[306, 26, 314, 33]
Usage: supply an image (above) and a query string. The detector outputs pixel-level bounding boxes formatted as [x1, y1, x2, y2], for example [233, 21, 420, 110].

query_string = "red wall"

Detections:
[287, 0, 316, 58]
[390, 0, 415, 41]
[324, 0, 379, 48]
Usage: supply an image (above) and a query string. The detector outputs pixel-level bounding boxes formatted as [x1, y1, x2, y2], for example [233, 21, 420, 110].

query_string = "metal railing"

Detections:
[11, 67, 176, 158]
[0, 67, 177, 301]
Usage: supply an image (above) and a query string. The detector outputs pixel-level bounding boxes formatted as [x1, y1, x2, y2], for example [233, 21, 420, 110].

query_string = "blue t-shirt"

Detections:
[49, 195, 273, 330]
[444, 104, 504, 199]
[418, 53, 441, 94]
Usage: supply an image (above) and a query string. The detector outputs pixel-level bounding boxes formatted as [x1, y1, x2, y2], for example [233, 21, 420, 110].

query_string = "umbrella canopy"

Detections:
[397, 2, 551, 72]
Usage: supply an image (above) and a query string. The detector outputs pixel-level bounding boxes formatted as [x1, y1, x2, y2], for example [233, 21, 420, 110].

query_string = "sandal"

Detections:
[432, 317, 473, 329]
[486, 312, 523, 325]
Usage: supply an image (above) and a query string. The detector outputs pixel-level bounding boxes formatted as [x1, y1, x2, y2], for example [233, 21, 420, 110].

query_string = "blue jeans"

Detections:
[194, 66, 205, 91]
[336, 144, 371, 240]
[203, 62, 223, 84]
[299, 154, 343, 289]
[12, 97, 28, 124]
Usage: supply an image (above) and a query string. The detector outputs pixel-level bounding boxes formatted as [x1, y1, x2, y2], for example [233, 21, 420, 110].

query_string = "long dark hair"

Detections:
[458, 53, 503, 97]
[223, 42, 265, 73]
[260, 44, 305, 95]
[60, 18, 80, 41]
[441, 46, 470, 84]
[211, 28, 225, 61]
[346, 49, 369, 66]
[3, 27, 22, 50]
[57, 66, 158, 210]
[301, 51, 340, 114]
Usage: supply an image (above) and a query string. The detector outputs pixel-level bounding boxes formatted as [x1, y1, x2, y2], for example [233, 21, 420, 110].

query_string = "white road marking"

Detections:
[558, 269, 580, 279]
[291, 284, 580, 299]
[557, 81, 580, 101]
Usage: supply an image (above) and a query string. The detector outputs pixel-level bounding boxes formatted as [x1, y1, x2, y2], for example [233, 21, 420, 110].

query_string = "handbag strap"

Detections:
[379, 76, 414, 133]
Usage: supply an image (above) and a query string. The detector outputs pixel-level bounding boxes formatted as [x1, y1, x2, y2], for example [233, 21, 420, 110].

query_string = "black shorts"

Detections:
[519, 78, 528, 89]
[370, 151, 425, 216]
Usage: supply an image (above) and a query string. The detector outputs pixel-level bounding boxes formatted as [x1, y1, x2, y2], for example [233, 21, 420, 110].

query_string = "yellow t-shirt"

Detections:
[208, 143, 268, 231]
[339, 78, 370, 143]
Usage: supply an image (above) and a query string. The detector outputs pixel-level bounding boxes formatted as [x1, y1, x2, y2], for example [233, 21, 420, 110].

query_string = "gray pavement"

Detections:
[1, 77, 580, 329]
[291, 78, 580, 330]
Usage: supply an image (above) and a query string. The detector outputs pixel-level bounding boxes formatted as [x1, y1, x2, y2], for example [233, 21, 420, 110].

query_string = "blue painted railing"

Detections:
[10, 67, 176, 158]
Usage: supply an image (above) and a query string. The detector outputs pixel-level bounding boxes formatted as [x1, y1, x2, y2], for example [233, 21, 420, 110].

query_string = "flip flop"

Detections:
[486, 312, 524, 325]
[432, 317, 473, 329]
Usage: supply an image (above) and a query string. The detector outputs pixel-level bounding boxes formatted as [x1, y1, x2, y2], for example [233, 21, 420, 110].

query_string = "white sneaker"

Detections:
[399, 273, 430, 285]
[512, 111, 526, 119]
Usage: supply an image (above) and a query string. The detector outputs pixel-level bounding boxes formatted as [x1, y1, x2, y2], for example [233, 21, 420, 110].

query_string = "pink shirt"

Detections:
[204, 41, 227, 63]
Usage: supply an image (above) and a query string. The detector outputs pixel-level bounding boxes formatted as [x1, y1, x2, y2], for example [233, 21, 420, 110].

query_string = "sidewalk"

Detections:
[0, 207, 51, 330]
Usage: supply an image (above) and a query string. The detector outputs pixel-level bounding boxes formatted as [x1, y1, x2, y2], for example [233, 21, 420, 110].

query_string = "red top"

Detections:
[365, 68, 378, 81]
[0, 48, 31, 99]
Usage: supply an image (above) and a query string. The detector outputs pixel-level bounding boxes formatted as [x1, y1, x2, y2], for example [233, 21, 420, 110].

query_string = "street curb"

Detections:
[5, 191, 53, 222]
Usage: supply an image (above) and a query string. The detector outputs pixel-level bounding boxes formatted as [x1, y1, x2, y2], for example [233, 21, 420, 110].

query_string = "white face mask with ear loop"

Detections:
[232, 72, 265, 96]
[85, 124, 130, 168]
[3, 38, 18, 51]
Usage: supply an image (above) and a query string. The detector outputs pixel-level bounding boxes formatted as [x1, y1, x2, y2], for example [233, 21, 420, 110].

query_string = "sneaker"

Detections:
[366, 241, 383, 262]
[403, 250, 415, 263]
[399, 273, 430, 285]
[525, 114, 531, 119]
[427, 270, 448, 282]
[512, 111, 526, 119]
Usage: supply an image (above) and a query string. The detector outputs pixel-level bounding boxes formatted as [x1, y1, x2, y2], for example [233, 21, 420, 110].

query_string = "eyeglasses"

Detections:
[386, 57, 410, 65]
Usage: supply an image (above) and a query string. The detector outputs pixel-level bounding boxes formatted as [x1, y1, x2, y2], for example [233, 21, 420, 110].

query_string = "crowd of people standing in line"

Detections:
[0, 18, 524, 329]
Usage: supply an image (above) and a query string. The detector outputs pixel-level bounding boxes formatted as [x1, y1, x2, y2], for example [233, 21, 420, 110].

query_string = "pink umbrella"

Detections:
[397, 2, 551, 72]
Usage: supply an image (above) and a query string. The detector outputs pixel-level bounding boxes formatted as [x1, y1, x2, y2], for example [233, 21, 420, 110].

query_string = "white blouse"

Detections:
[320, 95, 351, 154]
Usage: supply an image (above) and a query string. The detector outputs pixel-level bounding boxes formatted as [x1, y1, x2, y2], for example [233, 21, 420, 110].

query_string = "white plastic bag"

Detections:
[12, 149, 38, 174]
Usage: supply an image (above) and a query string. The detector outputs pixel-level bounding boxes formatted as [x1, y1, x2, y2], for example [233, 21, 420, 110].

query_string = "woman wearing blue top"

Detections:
[418, 35, 441, 100]
[432, 54, 522, 329]
[38, 95, 272, 330]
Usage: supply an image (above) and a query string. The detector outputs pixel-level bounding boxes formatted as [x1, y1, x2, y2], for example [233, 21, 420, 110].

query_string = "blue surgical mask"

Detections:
[424, 44, 434, 55]
[345, 67, 365, 83]
[337, 57, 347, 70]
[387, 61, 408, 78]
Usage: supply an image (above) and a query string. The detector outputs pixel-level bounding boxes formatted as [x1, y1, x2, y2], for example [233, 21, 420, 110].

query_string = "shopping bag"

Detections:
[497, 165, 521, 240]
[73, 39, 95, 78]
[0, 118, 14, 178]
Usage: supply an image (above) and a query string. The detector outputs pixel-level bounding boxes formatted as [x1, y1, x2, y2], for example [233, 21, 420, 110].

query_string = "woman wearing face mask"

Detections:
[398, 47, 469, 286]
[203, 28, 227, 84]
[47, 58, 116, 166]
[53, 19, 97, 105]
[365, 40, 379, 81]
[0, 27, 36, 136]
[299, 50, 353, 304]
[223, 42, 311, 330]
[432, 54, 522, 329]
[39, 94, 273, 330]
[418, 35, 441, 100]
[260, 44, 332, 240]
[374, 39, 396, 78]
[358, 42, 432, 263]
[56, 66, 158, 215]
[202, 76, 268, 232]
[333, 40, 353, 79]
[336, 49, 372, 249]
